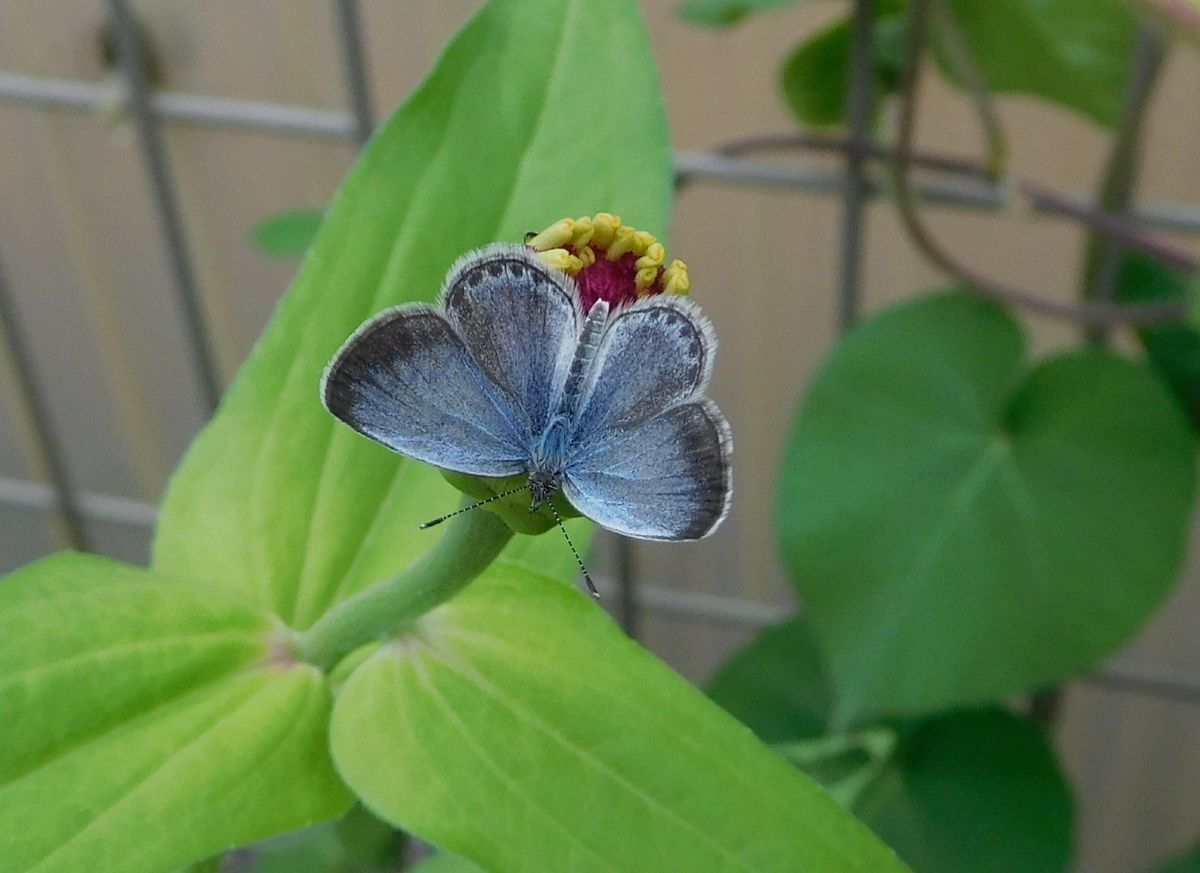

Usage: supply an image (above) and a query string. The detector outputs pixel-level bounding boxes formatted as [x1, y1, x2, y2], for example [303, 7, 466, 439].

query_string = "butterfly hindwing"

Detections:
[563, 296, 731, 540]
[442, 244, 582, 442]
[563, 399, 732, 540]
[321, 304, 527, 477]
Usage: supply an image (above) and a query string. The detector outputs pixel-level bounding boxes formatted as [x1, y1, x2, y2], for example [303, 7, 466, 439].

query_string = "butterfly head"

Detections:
[528, 470, 561, 512]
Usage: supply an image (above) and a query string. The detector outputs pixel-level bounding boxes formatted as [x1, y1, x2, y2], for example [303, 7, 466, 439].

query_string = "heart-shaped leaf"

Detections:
[153, 0, 671, 628]
[1151, 842, 1200, 873]
[332, 564, 910, 873]
[709, 618, 1075, 873]
[1118, 254, 1200, 428]
[938, 0, 1136, 128]
[777, 291, 1195, 723]
[778, 6, 907, 128]
[0, 553, 351, 873]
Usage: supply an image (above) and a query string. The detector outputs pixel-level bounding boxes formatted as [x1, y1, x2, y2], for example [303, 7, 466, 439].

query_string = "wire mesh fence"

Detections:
[1, 1, 1198, 710]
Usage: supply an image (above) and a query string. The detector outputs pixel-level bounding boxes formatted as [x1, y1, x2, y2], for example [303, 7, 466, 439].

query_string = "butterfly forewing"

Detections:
[321, 304, 527, 477]
[442, 244, 582, 442]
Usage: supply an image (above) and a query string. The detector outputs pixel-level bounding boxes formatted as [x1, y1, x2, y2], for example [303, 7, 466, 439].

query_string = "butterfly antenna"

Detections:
[550, 503, 598, 598]
[419, 484, 531, 529]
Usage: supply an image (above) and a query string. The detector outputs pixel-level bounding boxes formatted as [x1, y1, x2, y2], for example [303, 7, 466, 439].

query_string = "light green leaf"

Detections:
[1118, 254, 1200, 428]
[0, 553, 351, 873]
[252, 209, 324, 258]
[778, 7, 906, 128]
[153, 0, 669, 627]
[709, 618, 1075, 873]
[332, 563, 910, 873]
[1151, 842, 1200, 873]
[680, 0, 801, 27]
[777, 292, 1196, 723]
[937, 0, 1136, 127]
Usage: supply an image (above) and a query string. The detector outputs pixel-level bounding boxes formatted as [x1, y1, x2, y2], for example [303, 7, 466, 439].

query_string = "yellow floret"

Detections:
[527, 219, 575, 251]
[663, 259, 690, 295]
[590, 213, 621, 249]
[535, 248, 583, 275]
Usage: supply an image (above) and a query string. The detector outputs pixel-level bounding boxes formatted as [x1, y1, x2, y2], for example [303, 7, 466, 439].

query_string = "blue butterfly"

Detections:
[321, 242, 732, 552]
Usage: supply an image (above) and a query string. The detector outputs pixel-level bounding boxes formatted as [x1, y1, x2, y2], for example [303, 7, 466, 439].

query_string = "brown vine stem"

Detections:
[1081, 22, 1169, 344]
[1139, 0, 1200, 39]
[930, 0, 1007, 178]
[713, 133, 1198, 275]
[893, 0, 1187, 328]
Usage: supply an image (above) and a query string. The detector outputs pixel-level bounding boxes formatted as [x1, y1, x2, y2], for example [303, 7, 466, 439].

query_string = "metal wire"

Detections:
[837, 0, 876, 331]
[0, 254, 90, 550]
[106, 0, 223, 412]
[333, 0, 376, 145]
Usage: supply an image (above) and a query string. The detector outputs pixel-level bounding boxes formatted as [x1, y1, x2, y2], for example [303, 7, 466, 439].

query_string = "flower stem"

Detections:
[293, 500, 514, 670]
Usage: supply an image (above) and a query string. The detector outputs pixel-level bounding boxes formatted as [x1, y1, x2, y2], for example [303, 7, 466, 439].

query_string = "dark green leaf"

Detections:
[680, 0, 801, 27]
[937, 0, 1136, 127]
[709, 617, 1074, 873]
[777, 291, 1195, 723]
[235, 805, 404, 873]
[1118, 254, 1200, 428]
[1151, 842, 1200, 873]
[778, 7, 906, 128]
[252, 209, 324, 258]
[708, 619, 831, 742]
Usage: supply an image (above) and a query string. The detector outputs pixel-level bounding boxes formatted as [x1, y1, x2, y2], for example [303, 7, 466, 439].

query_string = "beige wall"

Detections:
[1, 2, 1198, 870]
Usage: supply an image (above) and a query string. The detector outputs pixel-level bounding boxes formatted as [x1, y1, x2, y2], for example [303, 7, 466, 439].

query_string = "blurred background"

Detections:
[0, 2, 1197, 870]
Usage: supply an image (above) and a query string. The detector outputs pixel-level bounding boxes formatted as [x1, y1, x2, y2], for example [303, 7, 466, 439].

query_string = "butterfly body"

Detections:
[322, 243, 731, 541]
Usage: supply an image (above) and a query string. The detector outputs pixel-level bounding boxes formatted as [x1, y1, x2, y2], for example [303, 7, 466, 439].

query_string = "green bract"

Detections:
[0, 553, 351, 871]
[778, 292, 1196, 723]
[333, 563, 909, 873]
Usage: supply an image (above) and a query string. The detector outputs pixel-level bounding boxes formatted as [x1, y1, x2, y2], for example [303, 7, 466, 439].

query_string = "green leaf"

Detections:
[779, 8, 907, 128]
[153, 0, 669, 628]
[708, 618, 832, 743]
[408, 853, 489, 873]
[235, 805, 404, 873]
[1152, 842, 1200, 873]
[777, 291, 1196, 723]
[331, 563, 910, 873]
[1118, 254, 1200, 428]
[0, 553, 351, 873]
[680, 0, 801, 27]
[709, 618, 1074, 873]
[252, 209, 324, 258]
[937, 0, 1137, 127]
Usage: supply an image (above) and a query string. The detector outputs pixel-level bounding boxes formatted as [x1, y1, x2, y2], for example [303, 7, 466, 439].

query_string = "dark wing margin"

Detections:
[321, 303, 527, 477]
[441, 243, 583, 442]
[563, 399, 732, 541]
